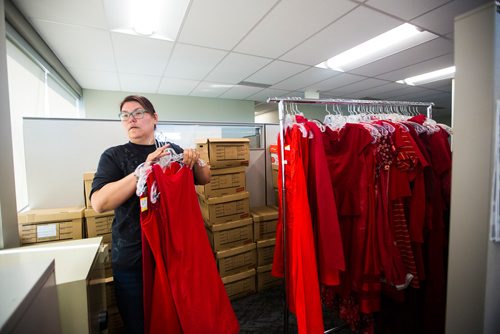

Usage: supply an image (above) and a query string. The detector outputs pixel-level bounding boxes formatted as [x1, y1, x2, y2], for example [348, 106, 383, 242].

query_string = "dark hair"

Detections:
[119, 95, 157, 115]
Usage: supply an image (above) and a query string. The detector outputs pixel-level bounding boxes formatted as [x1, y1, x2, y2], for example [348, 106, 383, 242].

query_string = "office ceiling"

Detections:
[11, 0, 490, 118]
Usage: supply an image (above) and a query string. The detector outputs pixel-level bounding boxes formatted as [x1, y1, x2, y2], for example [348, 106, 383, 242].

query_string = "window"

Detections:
[6, 38, 81, 210]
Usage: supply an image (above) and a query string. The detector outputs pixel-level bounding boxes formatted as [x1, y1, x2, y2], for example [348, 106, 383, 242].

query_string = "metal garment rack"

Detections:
[266, 97, 434, 334]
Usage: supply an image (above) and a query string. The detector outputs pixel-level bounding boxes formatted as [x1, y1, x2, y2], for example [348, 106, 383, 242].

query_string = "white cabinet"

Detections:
[0, 237, 107, 333]
[0, 258, 61, 333]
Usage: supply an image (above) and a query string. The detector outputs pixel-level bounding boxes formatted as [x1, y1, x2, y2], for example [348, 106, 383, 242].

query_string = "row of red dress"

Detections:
[140, 162, 239, 334]
[272, 114, 451, 334]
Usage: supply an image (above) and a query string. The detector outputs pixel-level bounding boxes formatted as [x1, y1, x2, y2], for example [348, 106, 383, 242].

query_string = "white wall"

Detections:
[255, 111, 278, 124]
[0, 0, 20, 248]
[23, 118, 277, 209]
[83, 89, 255, 123]
[483, 4, 500, 333]
[447, 4, 497, 334]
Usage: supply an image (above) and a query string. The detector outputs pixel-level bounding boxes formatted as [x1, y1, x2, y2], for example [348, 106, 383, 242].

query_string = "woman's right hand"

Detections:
[145, 144, 171, 167]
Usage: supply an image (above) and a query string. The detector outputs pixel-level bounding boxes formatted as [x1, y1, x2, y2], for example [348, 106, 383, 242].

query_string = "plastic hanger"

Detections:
[157, 147, 184, 169]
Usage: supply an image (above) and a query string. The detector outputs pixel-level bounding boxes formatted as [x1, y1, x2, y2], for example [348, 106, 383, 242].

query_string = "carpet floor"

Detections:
[231, 286, 351, 333]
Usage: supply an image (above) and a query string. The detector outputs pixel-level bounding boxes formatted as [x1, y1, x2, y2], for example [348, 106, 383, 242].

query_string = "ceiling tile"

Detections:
[382, 85, 432, 100]
[111, 32, 174, 76]
[392, 89, 445, 102]
[247, 88, 293, 103]
[190, 81, 234, 98]
[205, 53, 272, 84]
[280, 6, 401, 65]
[119, 73, 162, 94]
[419, 79, 452, 91]
[234, 0, 357, 58]
[348, 82, 402, 98]
[326, 78, 391, 95]
[411, 0, 491, 35]
[13, 0, 108, 29]
[354, 83, 407, 100]
[164, 44, 227, 80]
[271, 67, 337, 91]
[245, 61, 309, 85]
[378, 53, 453, 81]
[178, 0, 279, 50]
[350, 37, 452, 77]
[158, 78, 200, 96]
[30, 19, 116, 71]
[68, 67, 120, 91]
[365, 0, 449, 21]
[220, 85, 264, 99]
[307, 73, 363, 91]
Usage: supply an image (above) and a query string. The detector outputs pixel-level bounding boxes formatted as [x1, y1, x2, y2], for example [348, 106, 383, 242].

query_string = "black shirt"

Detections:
[90, 141, 183, 271]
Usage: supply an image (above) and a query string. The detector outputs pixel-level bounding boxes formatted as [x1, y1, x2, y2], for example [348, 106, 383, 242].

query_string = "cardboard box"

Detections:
[18, 207, 84, 245]
[216, 243, 257, 277]
[269, 144, 279, 170]
[257, 264, 282, 291]
[196, 166, 246, 199]
[83, 172, 95, 209]
[101, 239, 113, 278]
[251, 206, 279, 241]
[196, 138, 250, 169]
[257, 238, 276, 267]
[221, 269, 256, 300]
[105, 277, 117, 308]
[206, 218, 253, 251]
[272, 168, 278, 188]
[199, 192, 250, 225]
[84, 208, 114, 237]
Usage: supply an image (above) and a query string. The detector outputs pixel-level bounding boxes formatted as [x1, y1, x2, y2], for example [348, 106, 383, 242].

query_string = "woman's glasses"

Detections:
[118, 109, 149, 121]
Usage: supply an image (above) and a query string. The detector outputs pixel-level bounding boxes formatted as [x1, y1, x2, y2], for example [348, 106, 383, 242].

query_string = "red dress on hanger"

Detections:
[303, 119, 345, 286]
[272, 124, 324, 334]
[141, 163, 239, 334]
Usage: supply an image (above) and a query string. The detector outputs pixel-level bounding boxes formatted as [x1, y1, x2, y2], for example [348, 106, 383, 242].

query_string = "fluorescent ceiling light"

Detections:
[104, 0, 190, 41]
[133, 0, 157, 36]
[316, 23, 438, 72]
[396, 66, 455, 85]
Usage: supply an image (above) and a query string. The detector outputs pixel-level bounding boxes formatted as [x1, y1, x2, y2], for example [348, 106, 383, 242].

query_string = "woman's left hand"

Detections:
[183, 149, 200, 169]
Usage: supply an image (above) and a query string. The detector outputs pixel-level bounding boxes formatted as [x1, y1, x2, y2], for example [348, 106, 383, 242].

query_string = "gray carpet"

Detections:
[231, 286, 351, 333]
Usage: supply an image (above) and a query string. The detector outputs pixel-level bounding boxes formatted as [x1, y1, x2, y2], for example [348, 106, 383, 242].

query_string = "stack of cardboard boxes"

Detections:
[251, 206, 281, 291]
[17, 207, 85, 246]
[196, 138, 257, 300]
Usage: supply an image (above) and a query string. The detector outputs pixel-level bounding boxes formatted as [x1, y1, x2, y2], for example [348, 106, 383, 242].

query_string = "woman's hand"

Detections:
[183, 148, 200, 169]
[145, 144, 171, 167]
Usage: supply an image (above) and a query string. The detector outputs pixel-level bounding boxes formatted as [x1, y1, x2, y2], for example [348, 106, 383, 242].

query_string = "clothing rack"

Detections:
[266, 97, 435, 334]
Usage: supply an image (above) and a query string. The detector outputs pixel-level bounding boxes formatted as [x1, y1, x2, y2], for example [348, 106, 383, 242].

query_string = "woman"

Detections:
[90, 95, 210, 333]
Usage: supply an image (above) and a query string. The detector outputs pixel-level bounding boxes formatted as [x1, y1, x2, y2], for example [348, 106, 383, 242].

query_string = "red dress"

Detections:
[141, 163, 239, 334]
[409, 115, 452, 334]
[272, 125, 324, 334]
[304, 120, 345, 286]
[323, 123, 373, 294]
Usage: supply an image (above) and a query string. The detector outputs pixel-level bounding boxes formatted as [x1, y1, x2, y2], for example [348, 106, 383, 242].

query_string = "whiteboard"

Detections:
[23, 118, 277, 209]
